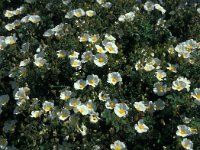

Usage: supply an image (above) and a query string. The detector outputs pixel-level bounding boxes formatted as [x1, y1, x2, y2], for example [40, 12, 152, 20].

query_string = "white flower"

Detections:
[43, 29, 54, 37]
[154, 4, 166, 14]
[104, 42, 118, 54]
[197, 8, 200, 14]
[19, 58, 30, 67]
[86, 74, 100, 87]
[21, 15, 30, 23]
[68, 51, 79, 59]
[155, 70, 166, 81]
[145, 101, 155, 113]
[30, 110, 42, 118]
[107, 72, 122, 85]
[73, 8, 85, 17]
[96, 0, 105, 4]
[86, 100, 97, 113]
[70, 59, 81, 68]
[60, 89, 72, 100]
[78, 124, 87, 136]
[153, 82, 167, 96]
[118, 15, 126, 22]
[0, 137, 8, 149]
[191, 88, 200, 101]
[95, 45, 107, 53]
[134, 101, 146, 112]
[144, 64, 155, 71]
[57, 50, 67, 58]
[28, 15, 41, 23]
[5, 36, 17, 45]
[135, 60, 143, 70]
[0, 95, 9, 106]
[0, 37, 7, 50]
[89, 34, 99, 43]
[5, 23, 15, 31]
[65, 11, 74, 19]
[78, 34, 89, 42]
[135, 119, 149, 133]
[124, 12, 135, 22]
[86, 10, 96, 17]
[90, 112, 100, 123]
[57, 109, 70, 121]
[42, 101, 54, 112]
[34, 57, 47, 67]
[74, 79, 87, 90]
[166, 63, 178, 73]
[181, 138, 193, 150]
[144, 1, 155, 12]
[176, 125, 192, 137]
[114, 103, 129, 118]
[154, 99, 165, 110]
[77, 105, 89, 115]
[14, 87, 30, 100]
[99, 91, 110, 101]
[94, 53, 108, 67]
[81, 51, 94, 63]
[105, 34, 116, 41]
[110, 140, 127, 150]
[105, 99, 118, 109]
[4, 10, 15, 18]
[69, 98, 81, 107]
[172, 77, 191, 92]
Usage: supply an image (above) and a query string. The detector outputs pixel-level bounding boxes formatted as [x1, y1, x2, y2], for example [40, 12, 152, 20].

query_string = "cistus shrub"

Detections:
[0, 0, 200, 150]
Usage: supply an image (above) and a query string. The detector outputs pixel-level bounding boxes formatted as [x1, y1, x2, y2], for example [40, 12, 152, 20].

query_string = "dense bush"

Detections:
[0, 0, 200, 149]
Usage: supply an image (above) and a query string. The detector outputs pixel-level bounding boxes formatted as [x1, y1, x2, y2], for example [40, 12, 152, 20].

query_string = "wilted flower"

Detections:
[110, 140, 127, 150]
[42, 101, 54, 112]
[78, 124, 87, 136]
[135, 119, 149, 133]
[114, 103, 129, 118]
[176, 125, 192, 137]
[107, 72, 122, 85]
[14, 87, 30, 100]
[153, 82, 167, 96]
[0, 137, 8, 149]
[134, 101, 146, 112]
[74, 79, 87, 90]
[94, 53, 108, 67]
[86, 74, 100, 87]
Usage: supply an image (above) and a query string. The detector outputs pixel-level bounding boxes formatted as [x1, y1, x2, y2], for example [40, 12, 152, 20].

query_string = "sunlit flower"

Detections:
[95, 45, 107, 53]
[78, 34, 89, 42]
[74, 79, 87, 90]
[19, 58, 30, 67]
[60, 89, 72, 100]
[144, 64, 155, 71]
[57, 50, 67, 58]
[114, 103, 129, 118]
[42, 101, 54, 112]
[5, 36, 17, 45]
[86, 100, 97, 113]
[4, 10, 15, 18]
[57, 109, 70, 121]
[5, 23, 15, 31]
[191, 88, 200, 101]
[104, 42, 118, 54]
[124, 12, 135, 22]
[181, 138, 193, 150]
[134, 101, 146, 112]
[30, 110, 42, 118]
[68, 51, 79, 59]
[73, 8, 85, 17]
[94, 53, 108, 67]
[34, 57, 47, 67]
[153, 82, 167, 96]
[107, 72, 122, 85]
[135, 60, 143, 71]
[69, 98, 81, 107]
[14, 87, 30, 100]
[70, 59, 81, 68]
[28, 15, 41, 23]
[176, 125, 192, 137]
[166, 63, 178, 73]
[135, 119, 149, 133]
[155, 70, 166, 81]
[90, 112, 100, 123]
[154, 4, 166, 14]
[86, 10, 96, 17]
[172, 77, 191, 92]
[81, 51, 94, 63]
[86, 74, 100, 87]
[105, 34, 116, 42]
[89, 34, 99, 43]
[77, 105, 89, 115]
[110, 140, 127, 150]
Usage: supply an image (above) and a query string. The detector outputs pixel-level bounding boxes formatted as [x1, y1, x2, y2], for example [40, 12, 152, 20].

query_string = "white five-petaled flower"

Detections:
[134, 101, 146, 112]
[30, 110, 42, 118]
[144, 1, 155, 12]
[81, 51, 94, 63]
[135, 119, 149, 133]
[70, 59, 81, 68]
[89, 34, 99, 43]
[77, 105, 89, 115]
[104, 42, 118, 54]
[34, 57, 47, 68]
[68, 51, 79, 59]
[110, 140, 127, 150]
[69, 98, 81, 108]
[95, 45, 107, 53]
[155, 70, 166, 81]
[86, 74, 100, 87]
[60, 89, 72, 100]
[78, 34, 89, 42]
[172, 77, 191, 92]
[181, 138, 193, 150]
[74, 79, 87, 90]
[107, 72, 122, 85]
[114, 103, 129, 118]
[42, 101, 54, 112]
[176, 125, 192, 137]
[86, 10, 96, 17]
[94, 53, 108, 67]
[57, 109, 70, 121]
[73, 8, 85, 17]
[191, 88, 200, 101]
[153, 82, 167, 96]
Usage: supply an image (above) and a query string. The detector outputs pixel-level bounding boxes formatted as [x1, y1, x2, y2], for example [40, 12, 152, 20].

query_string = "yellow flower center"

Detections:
[112, 77, 117, 83]
[119, 109, 125, 115]
[58, 53, 65, 58]
[45, 106, 52, 111]
[138, 124, 145, 129]
[97, 48, 103, 53]
[79, 85, 84, 89]
[98, 57, 104, 62]
[170, 66, 175, 71]
[75, 12, 82, 17]
[65, 95, 69, 100]
[81, 37, 87, 42]
[157, 74, 163, 79]
[108, 46, 113, 52]
[85, 55, 91, 60]
[177, 84, 183, 90]
[115, 146, 121, 150]
[79, 109, 84, 113]
[92, 37, 97, 42]
[72, 61, 78, 66]
[196, 94, 200, 99]
[90, 79, 95, 84]
[110, 102, 115, 108]
[159, 86, 163, 92]
[183, 143, 189, 148]
[73, 102, 77, 107]
[180, 129, 186, 135]
[88, 104, 93, 109]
